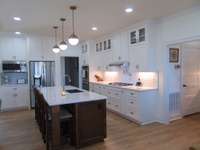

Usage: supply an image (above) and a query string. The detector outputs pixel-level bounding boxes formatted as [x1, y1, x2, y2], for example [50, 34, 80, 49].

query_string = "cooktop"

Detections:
[108, 82, 133, 86]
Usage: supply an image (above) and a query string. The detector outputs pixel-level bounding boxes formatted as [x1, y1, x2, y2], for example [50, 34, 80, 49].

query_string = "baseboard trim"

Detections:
[1, 106, 29, 112]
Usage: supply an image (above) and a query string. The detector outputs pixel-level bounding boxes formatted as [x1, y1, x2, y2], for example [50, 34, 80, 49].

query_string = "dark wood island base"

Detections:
[49, 100, 107, 149]
[35, 86, 107, 150]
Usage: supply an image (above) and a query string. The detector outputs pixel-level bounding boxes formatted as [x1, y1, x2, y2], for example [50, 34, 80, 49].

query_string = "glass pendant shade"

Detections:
[68, 33, 79, 46]
[59, 18, 68, 50]
[59, 41, 68, 50]
[52, 44, 60, 53]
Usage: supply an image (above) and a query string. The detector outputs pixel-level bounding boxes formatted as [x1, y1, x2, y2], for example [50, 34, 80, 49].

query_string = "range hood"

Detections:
[108, 61, 129, 67]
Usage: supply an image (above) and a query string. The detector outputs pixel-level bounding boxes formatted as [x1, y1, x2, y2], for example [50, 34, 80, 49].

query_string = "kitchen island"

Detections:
[35, 86, 107, 150]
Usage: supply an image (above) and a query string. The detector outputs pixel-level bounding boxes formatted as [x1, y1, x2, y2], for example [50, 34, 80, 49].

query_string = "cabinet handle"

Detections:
[130, 101, 134, 104]
[115, 105, 119, 107]
[130, 93, 134, 95]
[108, 102, 111, 104]
[130, 112, 134, 115]
[13, 88, 17, 90]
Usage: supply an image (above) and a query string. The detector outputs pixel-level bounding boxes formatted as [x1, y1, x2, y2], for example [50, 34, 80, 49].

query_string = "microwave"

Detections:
[2, 61, 27, 72]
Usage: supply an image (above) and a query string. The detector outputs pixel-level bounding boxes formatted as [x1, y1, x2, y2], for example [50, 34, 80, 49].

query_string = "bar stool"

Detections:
[0, 99, 2, 112]
[44, 103, 73, 150]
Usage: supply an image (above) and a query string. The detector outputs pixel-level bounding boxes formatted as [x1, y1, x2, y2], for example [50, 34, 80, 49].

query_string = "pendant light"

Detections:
[52, 26, 60, 53]
[59, 18, 68, 50]
[68, 6, 79, 46]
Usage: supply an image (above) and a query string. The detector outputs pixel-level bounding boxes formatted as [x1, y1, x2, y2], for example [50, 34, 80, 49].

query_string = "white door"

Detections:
[181, 47, 200, 116]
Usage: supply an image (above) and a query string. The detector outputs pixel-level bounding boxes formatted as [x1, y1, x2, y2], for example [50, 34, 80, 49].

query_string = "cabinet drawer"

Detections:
[110, 88, 123, 98]
[125, 90, 137, 98]
[111, 98, 121, 112]
[127, 98, 137, 107]
[106, 98, 112, 109]
[126, 106, 139, 120]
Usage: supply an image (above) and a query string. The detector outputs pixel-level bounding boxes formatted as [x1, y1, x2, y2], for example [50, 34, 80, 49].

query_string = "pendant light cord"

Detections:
[72, 9, 75, 34]
[62, 21, 64, 40]
[53, 26, 58, 44]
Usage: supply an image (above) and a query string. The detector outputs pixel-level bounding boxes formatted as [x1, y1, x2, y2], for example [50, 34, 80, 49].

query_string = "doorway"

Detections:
[62, 57, 79, 87]
[181, 40, 200, 116]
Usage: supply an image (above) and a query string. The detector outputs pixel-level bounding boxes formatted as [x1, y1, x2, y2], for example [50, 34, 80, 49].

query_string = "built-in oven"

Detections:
[82, 65, 89, 90]
[2, 61, 27, 72]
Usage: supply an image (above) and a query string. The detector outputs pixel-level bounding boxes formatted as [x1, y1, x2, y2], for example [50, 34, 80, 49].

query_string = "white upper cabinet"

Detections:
[129, 27, 146, 45]
[13, 38, 27, 60]
[0, 36, 27, 60]
[112, 32, 129, 62]
[27, 36, 55, 61]
[27, 36, 44, 60]
[128, 21, 157, 72]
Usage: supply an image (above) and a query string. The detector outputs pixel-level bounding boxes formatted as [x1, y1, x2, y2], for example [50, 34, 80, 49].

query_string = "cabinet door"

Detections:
[0, 37, 27, 60]
[17, 86, 29, 107]
[0, 37, 15, 60]
[76, 100, 106, 146]
[129, 43, 149, 72]
[111, 97, 121, 112]
[106, 97, 112, 109]
[28, 37, 44, 60]
[112, 32, 129, 62]
[0, 87, 16, 110]
[13, 38, 27, 60]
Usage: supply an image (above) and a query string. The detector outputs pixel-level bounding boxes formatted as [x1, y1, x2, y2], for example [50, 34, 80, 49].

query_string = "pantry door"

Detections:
[181, 47, 200, 116]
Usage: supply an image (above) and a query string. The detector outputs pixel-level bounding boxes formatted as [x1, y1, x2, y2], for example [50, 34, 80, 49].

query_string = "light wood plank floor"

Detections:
[0, 110, 200, 150]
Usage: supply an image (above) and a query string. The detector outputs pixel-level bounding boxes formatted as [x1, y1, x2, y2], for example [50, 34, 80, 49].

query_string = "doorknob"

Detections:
[183, 84, 187, 87]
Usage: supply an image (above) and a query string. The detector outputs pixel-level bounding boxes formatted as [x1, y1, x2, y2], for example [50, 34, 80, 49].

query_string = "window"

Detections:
[139, 28, 145, 42]
[107, 39, 111, 49]
[130, 31, 137, 44]
[100, 42, 102, 51]
[104, 41, 107, 50]
[96, 43, 99, 52]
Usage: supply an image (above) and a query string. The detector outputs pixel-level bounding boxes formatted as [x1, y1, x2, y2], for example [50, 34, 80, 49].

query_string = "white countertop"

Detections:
[37, 86, 107, 106]
[90, 81, 158, 92]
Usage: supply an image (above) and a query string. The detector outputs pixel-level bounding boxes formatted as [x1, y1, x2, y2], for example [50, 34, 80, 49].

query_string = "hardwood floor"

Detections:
[0, 110, 200, 150]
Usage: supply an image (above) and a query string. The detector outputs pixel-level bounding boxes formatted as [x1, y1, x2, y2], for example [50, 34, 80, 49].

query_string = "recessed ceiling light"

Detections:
[15, 32, 21, 35]
[125, 7, 133, 13]
[13, 17, 21, 21]
[92, 27, 98, 31]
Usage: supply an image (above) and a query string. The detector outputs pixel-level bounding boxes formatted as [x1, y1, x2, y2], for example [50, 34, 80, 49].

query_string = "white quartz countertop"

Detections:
[37, 86, 107, 106]
[90, 81, 158, 92]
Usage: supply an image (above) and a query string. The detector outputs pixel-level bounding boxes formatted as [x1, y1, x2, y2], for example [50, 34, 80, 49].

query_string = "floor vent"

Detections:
[169, 92, 181, 120]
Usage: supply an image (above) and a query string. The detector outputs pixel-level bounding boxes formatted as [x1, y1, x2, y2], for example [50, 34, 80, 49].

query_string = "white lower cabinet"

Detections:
[90, 82, 157, 125]
[0, 85, 29, 111]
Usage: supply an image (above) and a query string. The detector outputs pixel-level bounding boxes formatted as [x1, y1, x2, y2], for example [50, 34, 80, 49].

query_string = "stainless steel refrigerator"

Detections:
[29, 61, 55, 108]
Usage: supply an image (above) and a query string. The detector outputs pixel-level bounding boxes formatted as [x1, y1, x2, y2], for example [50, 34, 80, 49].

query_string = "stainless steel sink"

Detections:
[65, 89, 83, 93]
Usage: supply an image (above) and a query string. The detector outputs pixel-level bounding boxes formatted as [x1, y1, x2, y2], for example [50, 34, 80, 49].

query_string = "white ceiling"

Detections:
[0, 0, 199, 40]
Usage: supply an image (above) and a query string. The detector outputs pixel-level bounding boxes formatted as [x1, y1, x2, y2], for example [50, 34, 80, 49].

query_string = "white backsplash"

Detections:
[102, 70, 158, 88]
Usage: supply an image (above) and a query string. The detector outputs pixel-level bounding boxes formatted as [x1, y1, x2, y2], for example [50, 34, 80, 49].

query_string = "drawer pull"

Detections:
[130, 93, 134, 95]
[130, 101, 134, 104]
[130, 112, 134, 115]
[108, 102, 111, 104]
[115, 105, 119, 107]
